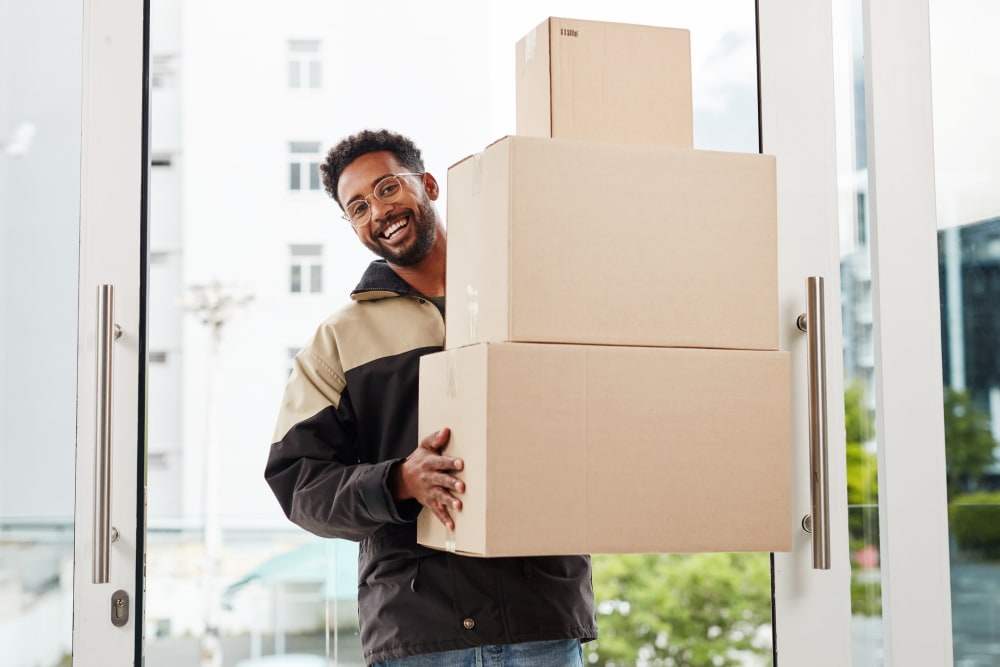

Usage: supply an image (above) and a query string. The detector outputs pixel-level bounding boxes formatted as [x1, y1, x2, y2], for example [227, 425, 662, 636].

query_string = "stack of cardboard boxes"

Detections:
[417, 17, 792, 557]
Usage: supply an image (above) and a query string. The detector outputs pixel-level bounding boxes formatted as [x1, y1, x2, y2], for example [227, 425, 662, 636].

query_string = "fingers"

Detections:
[419, 428, 463, 471]
[414, 427, 465, 530]
[419, 427, 451, 452]
[429, 470, 464, 494]
[431, 492, 462, 531]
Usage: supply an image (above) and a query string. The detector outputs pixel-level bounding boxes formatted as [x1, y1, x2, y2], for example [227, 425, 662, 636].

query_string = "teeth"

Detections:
[382, 219, 407, 239]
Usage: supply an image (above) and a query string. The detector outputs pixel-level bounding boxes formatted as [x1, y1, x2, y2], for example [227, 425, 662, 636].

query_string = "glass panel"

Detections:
[289, 142, 321, 154]
[147, 2, 766, 665]
[309, 163, 320, 191]
[309, 265, 322, 294]
[309, 61, 321, 89]
[289, 162, 301, 190]
[290, 244, 322, 257]
[0, 0, 82, 664]
[930, 3, 1000, 661]
[835, 1, 884, 662]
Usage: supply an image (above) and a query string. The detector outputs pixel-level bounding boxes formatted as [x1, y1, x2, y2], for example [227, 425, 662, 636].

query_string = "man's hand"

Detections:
[391, 428, 465, 530]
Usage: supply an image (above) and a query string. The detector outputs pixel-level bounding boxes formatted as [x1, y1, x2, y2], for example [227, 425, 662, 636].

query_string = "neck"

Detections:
[388, 227, 446, 297]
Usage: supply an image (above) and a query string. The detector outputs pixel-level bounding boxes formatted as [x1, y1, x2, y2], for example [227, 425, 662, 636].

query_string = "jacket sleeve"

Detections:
[264, 345, 420, 542]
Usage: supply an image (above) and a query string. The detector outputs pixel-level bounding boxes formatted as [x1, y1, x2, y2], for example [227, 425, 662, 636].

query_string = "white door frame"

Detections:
[761, 0, 955, 664]
[760, 0, 854, 662]
[863, 0, 953, 663]
[72, 0, 147, 662]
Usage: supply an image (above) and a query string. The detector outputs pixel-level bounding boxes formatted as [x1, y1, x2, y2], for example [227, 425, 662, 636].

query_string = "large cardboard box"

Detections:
[446, 136, 778, 350]
[516, 17, 693, 147]
[417, 343, 791, 557]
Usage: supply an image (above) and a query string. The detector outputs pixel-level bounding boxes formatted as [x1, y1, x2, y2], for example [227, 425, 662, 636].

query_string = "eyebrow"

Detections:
[345, 173, 395, 206]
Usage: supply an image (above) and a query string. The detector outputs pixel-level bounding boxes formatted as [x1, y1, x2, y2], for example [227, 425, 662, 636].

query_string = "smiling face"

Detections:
[337, 151, 442, 268]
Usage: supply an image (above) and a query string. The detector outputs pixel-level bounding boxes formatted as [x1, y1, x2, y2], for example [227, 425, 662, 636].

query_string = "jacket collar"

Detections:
[351, 260, 425, 301]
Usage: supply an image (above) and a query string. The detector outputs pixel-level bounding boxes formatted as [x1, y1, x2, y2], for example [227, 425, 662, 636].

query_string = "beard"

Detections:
[364, 197, 440, 267]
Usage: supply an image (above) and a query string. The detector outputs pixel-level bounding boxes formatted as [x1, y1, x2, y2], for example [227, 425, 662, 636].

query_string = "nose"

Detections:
[368, 195, 396, 224]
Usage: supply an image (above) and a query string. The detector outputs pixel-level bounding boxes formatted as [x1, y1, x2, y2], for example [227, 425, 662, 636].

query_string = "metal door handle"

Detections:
[796, 276, 831, 570]
[94, 284, 120, 583]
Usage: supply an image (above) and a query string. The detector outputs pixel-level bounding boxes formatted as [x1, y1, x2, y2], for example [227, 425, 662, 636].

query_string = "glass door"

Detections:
[0, 2, 84, 664]
[1, 0, 147, 664]
[836, 0, 972, 664]
[71, 0, 148, 663]
[928, 0, 1000, 663]
[140, 1, 855, 665]
[0, 0, 872, 664]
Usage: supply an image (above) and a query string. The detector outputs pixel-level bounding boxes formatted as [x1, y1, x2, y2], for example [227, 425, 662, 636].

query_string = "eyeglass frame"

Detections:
[341, 172, 425, 227]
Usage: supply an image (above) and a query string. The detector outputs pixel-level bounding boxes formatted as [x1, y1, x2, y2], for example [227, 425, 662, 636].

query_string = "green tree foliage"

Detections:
[843, 380, 878, 541]
[844, 379, 875, 446]
[842, 380, 882, 616]
[949, 491, 1000, 560]
[943, 388, 997, 500]
[586, 553, 771, 667]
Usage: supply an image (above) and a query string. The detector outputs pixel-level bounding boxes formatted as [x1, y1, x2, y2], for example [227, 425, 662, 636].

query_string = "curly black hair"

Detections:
[319, 129, 426, 207]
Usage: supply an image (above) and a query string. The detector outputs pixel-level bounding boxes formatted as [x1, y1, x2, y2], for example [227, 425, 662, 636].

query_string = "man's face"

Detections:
[336, 151, 441, 267]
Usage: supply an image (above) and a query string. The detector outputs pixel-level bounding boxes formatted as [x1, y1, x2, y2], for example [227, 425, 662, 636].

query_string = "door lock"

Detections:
[111, 589, 129, 627]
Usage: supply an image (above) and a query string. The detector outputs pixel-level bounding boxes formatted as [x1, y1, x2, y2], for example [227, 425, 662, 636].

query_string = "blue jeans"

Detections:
[372, 639, 584, 667]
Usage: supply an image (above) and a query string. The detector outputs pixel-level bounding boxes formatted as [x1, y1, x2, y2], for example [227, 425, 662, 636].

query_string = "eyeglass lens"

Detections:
[346, 175, 405, 225]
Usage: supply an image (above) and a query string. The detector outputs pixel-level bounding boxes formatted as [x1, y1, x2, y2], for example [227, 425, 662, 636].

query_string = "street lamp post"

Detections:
[179, 281, 253, 667]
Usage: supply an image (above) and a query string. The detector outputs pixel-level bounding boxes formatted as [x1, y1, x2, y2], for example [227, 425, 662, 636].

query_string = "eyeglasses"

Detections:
[341, 172, 424, 227]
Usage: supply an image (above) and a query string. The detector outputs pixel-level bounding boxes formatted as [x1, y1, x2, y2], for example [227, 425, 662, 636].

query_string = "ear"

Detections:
[422, 172, 440, 201]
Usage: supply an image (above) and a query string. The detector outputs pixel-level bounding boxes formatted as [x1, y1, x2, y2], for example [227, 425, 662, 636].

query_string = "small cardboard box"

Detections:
[417, 343, 791, 557]
[516, 17, 693, 147]
[446, 136, 777, 351]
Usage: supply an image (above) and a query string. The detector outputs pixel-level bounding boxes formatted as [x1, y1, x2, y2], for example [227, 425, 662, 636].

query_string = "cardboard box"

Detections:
[446, 136, 778, 350]
[516, 17, 693, 147]
[417, 343, 791, 557]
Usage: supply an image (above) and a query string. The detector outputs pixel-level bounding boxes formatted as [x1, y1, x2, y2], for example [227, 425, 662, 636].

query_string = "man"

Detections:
[265, 129, 597, 666]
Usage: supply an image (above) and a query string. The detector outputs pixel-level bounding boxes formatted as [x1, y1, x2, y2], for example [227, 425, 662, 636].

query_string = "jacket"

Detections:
[265, 259, 597, 665]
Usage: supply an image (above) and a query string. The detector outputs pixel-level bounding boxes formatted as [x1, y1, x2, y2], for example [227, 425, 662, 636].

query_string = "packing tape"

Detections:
[471, 151, 483, 196]
[466, 285, 479, 343]
[524, 27, 536, 62]
[446, 349, 457, 399]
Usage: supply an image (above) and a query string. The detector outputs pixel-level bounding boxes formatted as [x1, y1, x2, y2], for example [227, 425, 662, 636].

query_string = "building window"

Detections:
[288, 40, 321, 89]
[151, 152, 173, 168]
[150, 350, 169, 364]
[290, 244, 323, 293]
[151, 54, 177, 89]
[289, 141, 322, 191]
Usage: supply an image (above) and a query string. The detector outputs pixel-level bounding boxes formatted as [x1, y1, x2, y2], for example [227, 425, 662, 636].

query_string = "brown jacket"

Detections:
[265, 260, 597, 665]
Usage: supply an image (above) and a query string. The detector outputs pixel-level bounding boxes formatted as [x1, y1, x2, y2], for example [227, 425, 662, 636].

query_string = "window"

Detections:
[289, 141, 322, 191]
[287, 39, 321, 89]
[289, 244, 323, 293]
[151, 54, 177, 89]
